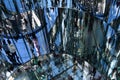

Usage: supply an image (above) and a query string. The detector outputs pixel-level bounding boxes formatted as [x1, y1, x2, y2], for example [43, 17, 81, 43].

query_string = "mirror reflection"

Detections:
[0, 0, 120, 80]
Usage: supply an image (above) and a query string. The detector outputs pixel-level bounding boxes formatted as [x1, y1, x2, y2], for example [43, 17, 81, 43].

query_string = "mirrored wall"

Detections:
[0, 0, 120, 79]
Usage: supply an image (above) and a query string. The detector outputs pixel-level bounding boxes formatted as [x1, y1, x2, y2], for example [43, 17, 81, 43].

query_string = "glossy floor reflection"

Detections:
[8, 53, 79, 80]
[6, 53, 103, 80]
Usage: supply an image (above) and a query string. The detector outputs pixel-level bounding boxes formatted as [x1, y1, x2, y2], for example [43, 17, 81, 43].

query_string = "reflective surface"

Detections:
[0, 0, 109, 17]
[3, 53, 103, 80]
[2, 54, 78, 80]
[0, 8, 106, 79]
[0, 0, 120, 80]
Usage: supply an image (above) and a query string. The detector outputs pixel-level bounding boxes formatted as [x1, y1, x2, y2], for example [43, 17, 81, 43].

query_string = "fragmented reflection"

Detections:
[0, 0, 120, 79]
